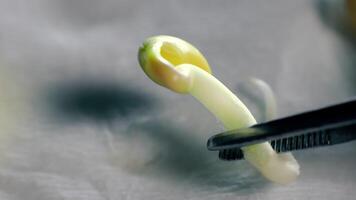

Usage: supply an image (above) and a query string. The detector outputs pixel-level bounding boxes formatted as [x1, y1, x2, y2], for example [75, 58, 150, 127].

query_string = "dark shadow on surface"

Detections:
[314, 0, 356, 94]
[41, 77, 268, 192]
[44, 79, 156, 122]
[112, 118, 268, 193]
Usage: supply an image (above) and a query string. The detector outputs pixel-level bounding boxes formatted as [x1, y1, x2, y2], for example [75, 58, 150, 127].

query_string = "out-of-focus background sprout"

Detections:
[347, 0, 356, 30]
[318, 0, 356, 38]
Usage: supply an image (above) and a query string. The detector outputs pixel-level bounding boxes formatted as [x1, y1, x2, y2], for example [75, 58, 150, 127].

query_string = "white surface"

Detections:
[0, 0, 355, 199]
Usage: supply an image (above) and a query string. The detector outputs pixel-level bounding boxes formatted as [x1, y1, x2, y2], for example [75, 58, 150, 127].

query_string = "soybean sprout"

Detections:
[138, 36, 300, 184]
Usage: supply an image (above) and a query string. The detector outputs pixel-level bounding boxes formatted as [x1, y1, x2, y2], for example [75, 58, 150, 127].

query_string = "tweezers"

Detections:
[207, 98, 356, 161]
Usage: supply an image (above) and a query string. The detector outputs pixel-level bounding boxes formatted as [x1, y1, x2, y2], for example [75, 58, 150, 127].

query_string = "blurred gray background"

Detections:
[0, 0, 355, 199]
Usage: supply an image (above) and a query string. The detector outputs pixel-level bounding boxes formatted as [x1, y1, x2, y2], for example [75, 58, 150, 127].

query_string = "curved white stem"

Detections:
[138, 35, 300, 184]
[177, 64, 300, 184]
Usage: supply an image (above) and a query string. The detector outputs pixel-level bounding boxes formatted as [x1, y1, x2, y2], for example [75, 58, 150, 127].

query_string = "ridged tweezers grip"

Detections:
[271, 129, 331, 153]
[210, 98, 356, 161]
[219, 129, 332, 161]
